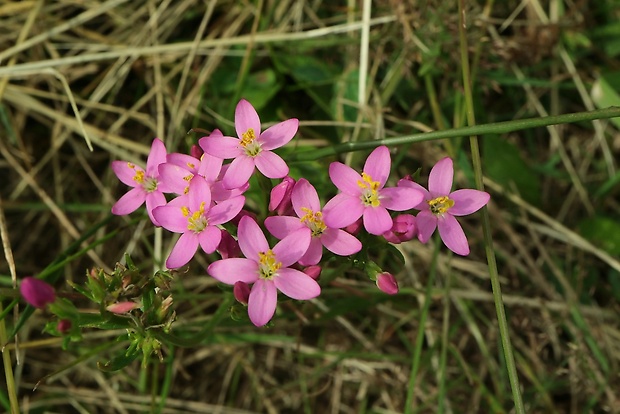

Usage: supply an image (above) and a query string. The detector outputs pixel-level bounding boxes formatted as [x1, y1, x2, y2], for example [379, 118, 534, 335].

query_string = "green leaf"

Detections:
[578, 216, 620, 256]
[97, 348, 140, 372]
[483, 136, 541, 206]
[591, 72, 620, 129]
[242, 69, 281, 111]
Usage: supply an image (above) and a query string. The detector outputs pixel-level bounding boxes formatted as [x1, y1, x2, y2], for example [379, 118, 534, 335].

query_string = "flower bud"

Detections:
[383, 214, 417, 244]
[190, 144, 204, 159]
[106, 301, 139, 314]
[303, 265, 322, 280]
[269, 176, 296, 216]
[376, 272, 399, 295]
[57, 319, 72, 334]
[217, 229, 241, 259]
[233, 281, 251, 305]
[20, 277, 56, 308]
[344, 218, 363, 236]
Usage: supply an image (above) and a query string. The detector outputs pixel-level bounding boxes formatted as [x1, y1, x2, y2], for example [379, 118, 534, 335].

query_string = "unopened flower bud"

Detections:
[303, 265, 322, 280]
[218, 229, 241, 259]
[57, 319, 72, 334]
[106, 301, 139, 314]
[190, 144, 204, 159]
[269, 176, 296, 216]
[20, 277, 56, 308]
[383, 214, 417, 244]
[376, 272, 399, 295]
[344, 218, 363, 236]
[231, 209, 256, 226]
[233, 281, 251, 305]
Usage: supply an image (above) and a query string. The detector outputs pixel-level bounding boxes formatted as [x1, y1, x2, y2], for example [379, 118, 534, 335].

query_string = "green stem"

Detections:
[0, 301, 19, 414]
[289, 106, 620, 162]
[405, 235, 440, 413]
[458, 1, 525, 413]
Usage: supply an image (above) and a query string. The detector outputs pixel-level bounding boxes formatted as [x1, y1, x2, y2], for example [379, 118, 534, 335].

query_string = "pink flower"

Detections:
[153, 178, 245, 268]
[233, 281, 251, 305]
[383, 214, 417, 244]
[398, 157, 490, 255]
[375, 272, 399, 295]
[111, 138, 171, 226]
[269, 176, 296, 216]
[217, 229, 241, 259]
[20, 277, 55, 308]
[265, 178, 362, 265]
[106, 301, 139, 314]
[323, 146, 424, 235]
[207, 216, 320, 327]
[199, 99, 298, 189]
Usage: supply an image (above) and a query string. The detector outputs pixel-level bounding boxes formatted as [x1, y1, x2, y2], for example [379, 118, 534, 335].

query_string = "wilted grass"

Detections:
[1, 0, 620, 413]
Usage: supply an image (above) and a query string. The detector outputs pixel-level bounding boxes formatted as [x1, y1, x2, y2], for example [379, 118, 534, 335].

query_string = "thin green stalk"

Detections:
[405, 235, 440, 413]
[458, 1, 524, 413]
[289, 106, 620, 162]
[0, 301, 19, 414]
[438, 265, 452, 413]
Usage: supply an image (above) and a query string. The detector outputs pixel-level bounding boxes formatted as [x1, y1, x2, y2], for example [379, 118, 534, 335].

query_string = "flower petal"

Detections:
[198, 225, 222, 254]
[222, 155, 255, 189]
[188, 176, 212, 211]
[199, 136, 242, 159]
[274, 268, 321, 300]
[320, 228, 362, 256]
[145, 191, 167, 226]
[322, 193, 364, 229]
[235, 99, 261, 140]
[298, 237, 323, 266]
[428, 157, 453, 197]
[153, 205, 189, 233]
[198, 153, 224, 183]
[208, 258, 259, 284]
[397, 179, 430, 208]
[112, 161, 142, 187]
[273, 228, 311, 267]
[449, 189, 490, 216]
[260, 118, 298, 150]
[158, 163, 193, 195]
[112, 187, 146, 216]
[291, 178, 321, 215]
[437, 214, 470, 255]
[248, 279, 277, 327]
[329, 162, 362, 196]
[379, 187, 424, 211]
[255, 150, 289, 179]
[363, 146, 390, 187]
[362, 206, 393, 235]
[166, 153, 199, 174]
[146, 138, 167, 176]
[264, 216, 305, 239]
[166, 232, 199, 268]
[237, 216, 269, 262]
[208, 195, 245, 225]
[416, 210, 437, 243]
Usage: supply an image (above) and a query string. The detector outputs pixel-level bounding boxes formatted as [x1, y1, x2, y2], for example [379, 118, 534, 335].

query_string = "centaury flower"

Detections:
[153, 178, 245, 268]
[265, 178, 362, 265]
[207, 216, 320, 327]
[398, 157, 490, 256]
[111, 138, 171, 226]
[323, 146, 424, 235]
[199, 99, 298, 189]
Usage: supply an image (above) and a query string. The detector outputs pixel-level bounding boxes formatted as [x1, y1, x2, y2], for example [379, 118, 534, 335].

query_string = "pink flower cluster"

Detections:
[111, 99, 490, 327]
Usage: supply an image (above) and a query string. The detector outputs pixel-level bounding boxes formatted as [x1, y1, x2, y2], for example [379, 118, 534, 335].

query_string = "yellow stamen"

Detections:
[240, 128, 256, 147]
[300, 207, 327, 236]
[258, 250, 281, 279]
[357, 173, 381, 207]
[428, 196, 454, 215]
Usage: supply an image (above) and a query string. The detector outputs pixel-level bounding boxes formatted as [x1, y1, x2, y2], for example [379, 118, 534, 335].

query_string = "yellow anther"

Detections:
[300, 207, 327, 236]
[428, 196, 454, 215]
[258, 250, 282, 279]
[133, 170, 145, 184]
[240, 128, 256, 147]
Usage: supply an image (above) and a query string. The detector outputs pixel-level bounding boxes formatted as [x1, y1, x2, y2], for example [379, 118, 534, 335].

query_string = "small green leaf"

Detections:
[578, 216, 620, 256]
[591, 73, 620, 129]
[97, 348, 140, 372]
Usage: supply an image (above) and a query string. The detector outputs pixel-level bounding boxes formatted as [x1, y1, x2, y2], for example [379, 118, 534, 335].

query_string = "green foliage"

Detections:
[483, 136, 541, 206]
[578, 216, 620, 256]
